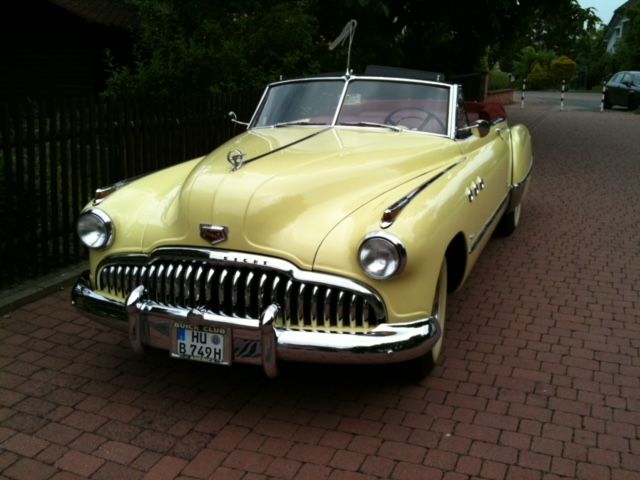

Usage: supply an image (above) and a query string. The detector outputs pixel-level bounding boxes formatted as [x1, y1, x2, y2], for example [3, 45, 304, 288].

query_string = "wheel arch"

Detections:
[445, 232, 467, 292]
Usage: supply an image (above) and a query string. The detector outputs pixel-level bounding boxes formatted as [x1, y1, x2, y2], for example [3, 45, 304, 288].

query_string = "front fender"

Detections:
[313, 160, 467, 324]
[508, 124, 533, 210]
[510, 124, 532, 185]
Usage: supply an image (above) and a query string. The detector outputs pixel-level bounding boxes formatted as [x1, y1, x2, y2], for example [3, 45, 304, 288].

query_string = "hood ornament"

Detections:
[227, 149, 246, 171]
[200, 224, 228, 245]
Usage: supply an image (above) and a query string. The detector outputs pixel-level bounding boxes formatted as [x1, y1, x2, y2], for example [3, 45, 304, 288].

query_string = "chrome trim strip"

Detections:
[235, 127, 332, 170]
[380, 159, 464, 228]
[468, 193, 510, 253]
[331, 79, 351, 126]
[448, 84, 460, 139]
[72, 273, 441, 375]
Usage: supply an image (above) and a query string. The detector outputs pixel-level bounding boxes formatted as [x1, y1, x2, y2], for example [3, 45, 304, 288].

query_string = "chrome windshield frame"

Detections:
[248, 75, 457, 139]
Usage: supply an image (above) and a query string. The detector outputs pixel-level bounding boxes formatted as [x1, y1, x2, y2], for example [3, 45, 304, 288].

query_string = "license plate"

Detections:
[171, 323, 231, 365]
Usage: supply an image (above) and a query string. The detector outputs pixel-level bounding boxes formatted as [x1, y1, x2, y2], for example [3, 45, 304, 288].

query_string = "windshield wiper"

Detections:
[273, 120, 326, 128]
[339, 121, 402, 132]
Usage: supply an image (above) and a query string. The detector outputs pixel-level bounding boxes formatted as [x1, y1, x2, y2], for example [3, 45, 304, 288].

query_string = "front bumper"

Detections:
[72, 272, 440, 377]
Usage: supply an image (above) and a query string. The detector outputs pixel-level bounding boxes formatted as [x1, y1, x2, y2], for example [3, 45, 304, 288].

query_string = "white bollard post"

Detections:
[520, 79, 526, 109]
[560, 80, 565, 111]
[600, 82, 606, 112]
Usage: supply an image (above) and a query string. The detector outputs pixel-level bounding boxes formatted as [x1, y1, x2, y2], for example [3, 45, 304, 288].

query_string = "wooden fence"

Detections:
[0, 93, 260, 290]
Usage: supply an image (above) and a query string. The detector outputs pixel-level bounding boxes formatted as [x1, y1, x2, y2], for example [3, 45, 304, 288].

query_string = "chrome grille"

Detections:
[97, 250, 385, 333]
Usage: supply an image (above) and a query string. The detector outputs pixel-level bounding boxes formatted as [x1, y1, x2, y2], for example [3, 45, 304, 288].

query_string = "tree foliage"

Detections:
[527, 62, 553, 90]
[550, 55, 577, 85]
[104, 0, 602, 96]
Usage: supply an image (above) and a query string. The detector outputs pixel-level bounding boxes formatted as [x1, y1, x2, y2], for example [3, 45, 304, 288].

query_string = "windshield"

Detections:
[252, 80, 344, 127]
[337, 80, 449, 135]
[251, 77, 451, 136]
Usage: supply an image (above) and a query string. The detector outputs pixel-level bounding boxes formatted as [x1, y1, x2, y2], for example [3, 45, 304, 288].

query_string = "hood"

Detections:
[144, 127, 462, 269]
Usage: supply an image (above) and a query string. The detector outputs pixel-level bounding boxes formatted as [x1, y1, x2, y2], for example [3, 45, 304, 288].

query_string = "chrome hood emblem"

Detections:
[227, 149, 245, 171]
[200, 224, 228, 245]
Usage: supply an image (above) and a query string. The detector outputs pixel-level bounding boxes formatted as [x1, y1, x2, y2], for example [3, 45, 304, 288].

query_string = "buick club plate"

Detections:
[171, 322, 232, 365]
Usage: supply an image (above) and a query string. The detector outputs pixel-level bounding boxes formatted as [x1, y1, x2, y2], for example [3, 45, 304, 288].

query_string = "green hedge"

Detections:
[488, 70, 511, 91]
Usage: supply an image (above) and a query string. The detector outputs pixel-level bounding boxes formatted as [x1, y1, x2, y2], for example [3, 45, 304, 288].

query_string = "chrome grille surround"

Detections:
[96, 248, 386, 333]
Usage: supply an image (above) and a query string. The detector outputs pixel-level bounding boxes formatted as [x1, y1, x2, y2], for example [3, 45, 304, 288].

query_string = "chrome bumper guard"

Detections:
[72, 272, 440, 377]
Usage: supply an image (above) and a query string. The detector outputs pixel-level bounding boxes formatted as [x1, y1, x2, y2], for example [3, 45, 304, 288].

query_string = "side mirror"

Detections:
[228, 111, 249, 127]
[471, 119, 491, 138]
[456, 119, 491, 139]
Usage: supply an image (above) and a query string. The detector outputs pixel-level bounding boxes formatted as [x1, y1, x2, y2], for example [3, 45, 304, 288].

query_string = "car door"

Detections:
[609, 72, 626, 106]
[619, 73, 633, 107]
[456, 120, 511, 252]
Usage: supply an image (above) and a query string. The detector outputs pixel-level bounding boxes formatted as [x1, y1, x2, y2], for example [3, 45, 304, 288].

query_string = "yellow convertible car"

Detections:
[72, 67, 532, 377]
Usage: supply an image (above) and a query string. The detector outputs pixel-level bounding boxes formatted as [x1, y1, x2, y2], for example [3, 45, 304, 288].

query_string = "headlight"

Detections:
[77, 209, 114, 249]
[358, 232, 407, 280]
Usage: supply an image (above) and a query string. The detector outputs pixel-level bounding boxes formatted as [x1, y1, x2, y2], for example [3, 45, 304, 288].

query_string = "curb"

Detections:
[0, 262, 87, 315]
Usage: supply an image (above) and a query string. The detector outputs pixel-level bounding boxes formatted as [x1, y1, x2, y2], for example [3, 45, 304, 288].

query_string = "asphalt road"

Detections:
[1, 103, 639, 479]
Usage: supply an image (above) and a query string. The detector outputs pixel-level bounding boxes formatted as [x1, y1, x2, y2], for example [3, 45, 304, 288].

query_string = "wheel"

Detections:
[603, 93, 612, 109]
[407, 258, 448, 378]
[496, 203, 521, 237]
[628, 94, 638, 110]
[383, 107, 447, 133]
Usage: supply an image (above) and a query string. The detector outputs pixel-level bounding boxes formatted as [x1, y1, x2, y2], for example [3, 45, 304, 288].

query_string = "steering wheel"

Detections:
[383, 107, 447, 133]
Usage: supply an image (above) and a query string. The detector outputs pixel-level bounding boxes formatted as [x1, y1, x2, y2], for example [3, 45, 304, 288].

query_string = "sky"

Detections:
[576, 0, 619, 24]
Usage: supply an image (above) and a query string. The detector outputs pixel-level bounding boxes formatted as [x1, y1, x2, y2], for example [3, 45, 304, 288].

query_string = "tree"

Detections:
[513, 46, 555, 82]
[573, 25, 608, 89]
[103, 0, 602, 95]
[527, 62, 553, 89]
[105, 0, 324, 95]
[550, 55, 577, 85]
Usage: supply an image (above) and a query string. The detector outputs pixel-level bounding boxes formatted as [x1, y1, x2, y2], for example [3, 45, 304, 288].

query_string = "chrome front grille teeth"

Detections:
[97, 256, 384, 332]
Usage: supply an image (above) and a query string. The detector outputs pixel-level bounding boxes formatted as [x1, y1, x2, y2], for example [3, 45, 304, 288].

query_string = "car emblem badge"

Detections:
[227, 149, 246, 171]
[200, 224, 228, 245]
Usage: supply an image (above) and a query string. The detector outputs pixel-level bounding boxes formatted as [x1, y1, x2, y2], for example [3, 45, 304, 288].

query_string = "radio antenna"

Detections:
[329, 19, 358, 75]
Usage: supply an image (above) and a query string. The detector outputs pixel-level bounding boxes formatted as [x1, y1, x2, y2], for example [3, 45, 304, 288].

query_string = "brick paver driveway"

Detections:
[1, 104, 639, 480]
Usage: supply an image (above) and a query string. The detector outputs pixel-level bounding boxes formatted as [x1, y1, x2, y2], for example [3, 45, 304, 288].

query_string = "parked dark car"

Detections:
[604, 71, 640, 110]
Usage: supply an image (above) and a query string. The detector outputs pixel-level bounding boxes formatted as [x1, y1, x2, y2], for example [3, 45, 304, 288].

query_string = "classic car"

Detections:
[604, 70, 640, 110]
[72, 67, 532, 378]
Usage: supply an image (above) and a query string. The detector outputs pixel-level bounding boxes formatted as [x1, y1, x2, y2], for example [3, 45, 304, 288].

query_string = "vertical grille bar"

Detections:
[204, 267, 214, 307]
[349, 295, 358, 330]
[244, 271, 254, 318]
[257, 272, 268, 312]
[218, 269, 228, 314]
[231, 270, 242, 316]
[183, 264, 193, 306]
[165, 264, 174, 305]
[310, 286, 319, 330]
[297, 283, 306, 327]
[193, 265, 203, 306]
[323, 288, 332, 331]
[362, 300, 370, 329]
[336, 291, 345, 329]
[173, 264, 183, 306]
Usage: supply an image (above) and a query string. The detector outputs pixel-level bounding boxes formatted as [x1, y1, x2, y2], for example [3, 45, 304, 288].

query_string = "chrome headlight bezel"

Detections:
[77, 209, 114, 250]
[358, 232, 407, 280]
